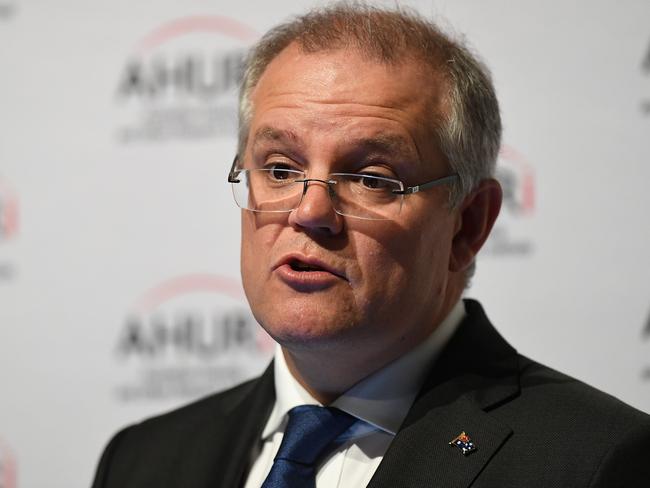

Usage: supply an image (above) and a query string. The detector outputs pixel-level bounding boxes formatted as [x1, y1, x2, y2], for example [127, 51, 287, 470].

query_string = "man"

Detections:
[92, 4, 650, 487]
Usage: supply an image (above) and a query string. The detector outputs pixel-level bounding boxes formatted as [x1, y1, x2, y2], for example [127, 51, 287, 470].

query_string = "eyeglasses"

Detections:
[227, 157, 459, 221]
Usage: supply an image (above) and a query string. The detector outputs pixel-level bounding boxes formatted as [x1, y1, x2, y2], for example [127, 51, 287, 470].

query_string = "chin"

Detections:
[258, 312, 359, 351]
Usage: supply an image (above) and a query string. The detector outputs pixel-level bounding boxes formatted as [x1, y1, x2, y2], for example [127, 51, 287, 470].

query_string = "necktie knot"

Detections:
[276, 405, 356, 464]
[261, 405, 356, 488]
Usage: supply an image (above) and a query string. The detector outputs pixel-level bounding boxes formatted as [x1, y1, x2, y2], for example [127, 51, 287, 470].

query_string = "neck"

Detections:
[282, 348, 357, 404]
[281, 289, 462, 404]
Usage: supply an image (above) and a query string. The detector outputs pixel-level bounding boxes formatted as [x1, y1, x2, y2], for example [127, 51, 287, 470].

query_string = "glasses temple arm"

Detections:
[392, 174, 459, 195]
[228, 156, 241, 183]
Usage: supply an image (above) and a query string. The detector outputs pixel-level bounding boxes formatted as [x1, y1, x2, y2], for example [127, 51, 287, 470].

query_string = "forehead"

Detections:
[246, 43, 446, 162]
[251, 126, 415, 160]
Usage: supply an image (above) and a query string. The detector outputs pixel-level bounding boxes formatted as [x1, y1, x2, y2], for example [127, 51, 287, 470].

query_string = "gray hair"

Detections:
[237, 2, 501, 209]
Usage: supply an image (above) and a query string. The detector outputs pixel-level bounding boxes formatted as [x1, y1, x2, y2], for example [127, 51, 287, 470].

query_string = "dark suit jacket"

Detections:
[91, 300, 650, 487]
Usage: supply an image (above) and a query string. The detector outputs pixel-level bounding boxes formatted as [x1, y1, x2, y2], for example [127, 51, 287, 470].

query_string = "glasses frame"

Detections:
[227, 156, 459, 218]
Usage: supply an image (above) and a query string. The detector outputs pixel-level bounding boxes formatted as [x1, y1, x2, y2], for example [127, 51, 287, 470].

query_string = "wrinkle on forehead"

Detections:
[248, 43, 446, 170]
[252, 124, 417, 161]
[255, 81, 428, 117]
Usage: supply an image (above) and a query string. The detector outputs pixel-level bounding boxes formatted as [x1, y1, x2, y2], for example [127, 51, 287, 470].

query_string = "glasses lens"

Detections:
[330, 174, 403, 220]
[231, 168, 304, 212]
[230, 168, 404, 220]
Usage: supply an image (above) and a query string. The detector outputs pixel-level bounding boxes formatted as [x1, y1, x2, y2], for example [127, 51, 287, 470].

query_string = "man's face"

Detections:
[240, 44, 463, 363]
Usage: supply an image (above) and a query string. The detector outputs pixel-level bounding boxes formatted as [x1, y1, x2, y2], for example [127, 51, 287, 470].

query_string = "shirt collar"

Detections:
[262, 300, 466, 439]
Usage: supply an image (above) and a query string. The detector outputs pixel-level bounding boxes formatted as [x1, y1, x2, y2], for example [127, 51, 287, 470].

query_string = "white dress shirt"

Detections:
[243, 300, 466, 488]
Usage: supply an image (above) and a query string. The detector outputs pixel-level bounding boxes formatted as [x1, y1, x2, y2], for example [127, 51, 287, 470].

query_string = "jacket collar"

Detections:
[218, 300, 520, 488]
[215, 363, 276, 488]
[367, 299, 520, 488]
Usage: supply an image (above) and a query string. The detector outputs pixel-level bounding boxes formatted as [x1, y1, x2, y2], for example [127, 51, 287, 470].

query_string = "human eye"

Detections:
[353, 170, 398, 191]
[359, 174, 389, 189]
[262, 159, 302, 182]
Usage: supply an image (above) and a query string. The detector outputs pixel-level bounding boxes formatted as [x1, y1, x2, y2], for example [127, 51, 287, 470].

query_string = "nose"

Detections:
[288, 179, 343, 235]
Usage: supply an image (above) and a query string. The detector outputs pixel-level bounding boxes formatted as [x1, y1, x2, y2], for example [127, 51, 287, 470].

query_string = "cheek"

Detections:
[240, 216, 255, 272]
[349, 232, 413, 309]
[353, 216, 454, 309]
[241, 213, 284, 253]
[413, 220, 457, 298]
[240, 215, 282, 292]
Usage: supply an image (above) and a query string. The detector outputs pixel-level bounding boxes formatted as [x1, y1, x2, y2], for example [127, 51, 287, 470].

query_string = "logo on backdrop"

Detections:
[0, 2, 17, 21]
[642, 306, 650, 381]
[0, 440, 17, 488]
[114, 15, 258, 143]
[0, 176, 19, 282]
[114, 273, 273, 402]
[483, 145, 535, 256]
[642, 38, 650, 116]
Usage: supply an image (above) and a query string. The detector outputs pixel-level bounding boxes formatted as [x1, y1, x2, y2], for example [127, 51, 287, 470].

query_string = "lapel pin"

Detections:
[449, 431, 477, 456]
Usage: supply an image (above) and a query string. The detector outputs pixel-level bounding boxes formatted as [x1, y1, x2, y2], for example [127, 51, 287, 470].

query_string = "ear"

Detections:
[449, 178, 502, 272]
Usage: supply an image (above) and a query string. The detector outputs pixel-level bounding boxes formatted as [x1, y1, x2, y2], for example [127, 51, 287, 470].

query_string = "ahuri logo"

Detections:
[114, 273, 273, 402]
[0, 440, 16, 488]
[0, 2, 17, 21]
[642, 40, 650, 74]
[114, 15, 258, 142]
[641, 38, 650, 116]
[0, 178, 18, 242]
[641, 306, 650, 382]
[483, 145, 535, 256]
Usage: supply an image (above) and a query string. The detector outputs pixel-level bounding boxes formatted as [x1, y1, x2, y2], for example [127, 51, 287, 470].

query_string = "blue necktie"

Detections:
[260, 405, 357, 488]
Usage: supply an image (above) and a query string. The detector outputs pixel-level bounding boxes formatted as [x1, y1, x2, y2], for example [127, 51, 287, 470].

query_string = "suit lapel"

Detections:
[213, 363, 276, 488]
[367, 396, 512, 488]
[368, 300, 520, 488]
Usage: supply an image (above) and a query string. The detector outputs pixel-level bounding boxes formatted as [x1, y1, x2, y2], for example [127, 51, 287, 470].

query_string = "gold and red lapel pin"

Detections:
[449, 431, 477, 456]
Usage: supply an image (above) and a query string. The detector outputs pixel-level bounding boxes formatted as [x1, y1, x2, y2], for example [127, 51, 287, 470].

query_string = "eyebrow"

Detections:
[251, 127, 302, 149]
[352, 134, 416, 160]
[251, 127, 416, 160]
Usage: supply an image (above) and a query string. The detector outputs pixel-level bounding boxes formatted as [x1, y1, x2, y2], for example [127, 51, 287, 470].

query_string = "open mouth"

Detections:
[276, 255, 346, 289]
[289, 260, 326, 272]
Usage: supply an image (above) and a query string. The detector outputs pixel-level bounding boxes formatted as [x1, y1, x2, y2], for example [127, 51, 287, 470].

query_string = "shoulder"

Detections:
[443, 301, 650, 485]
[492, 356, 650, 485]
[91, 371, 273, 488]
[120, 375, 261, 439]
[515, 355, 649, 429]
[462, 300, 649, 434]
[98, 375, 258, 452]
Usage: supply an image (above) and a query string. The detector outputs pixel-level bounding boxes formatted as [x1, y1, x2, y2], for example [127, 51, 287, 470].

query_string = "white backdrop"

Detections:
[1, 1, 649, 487]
